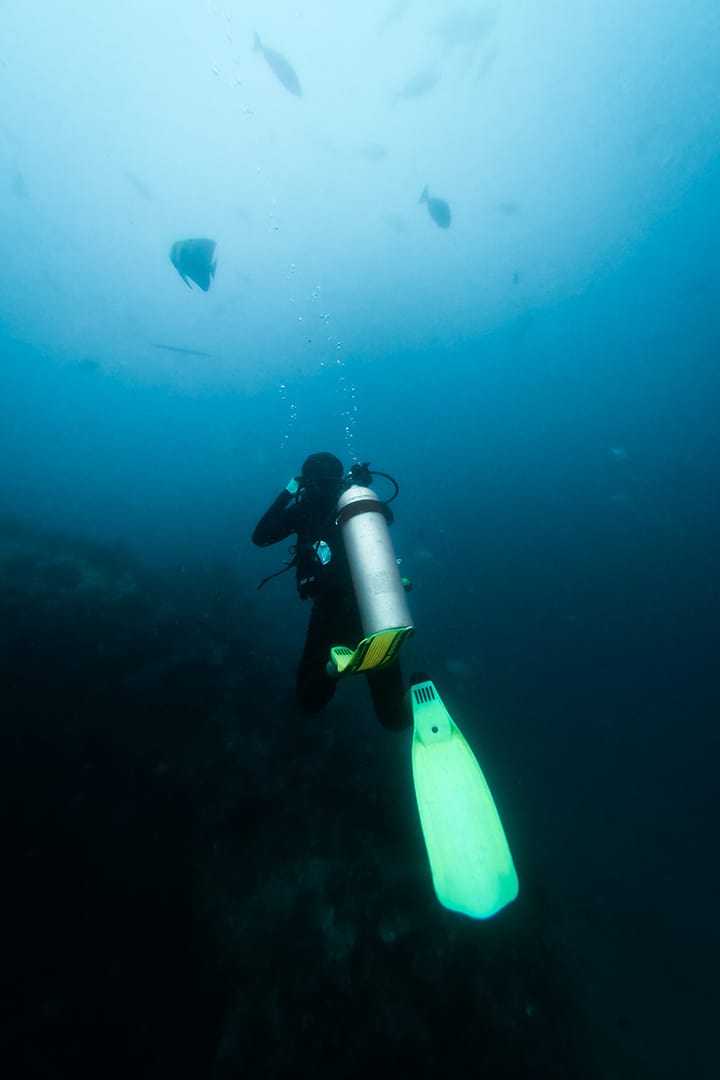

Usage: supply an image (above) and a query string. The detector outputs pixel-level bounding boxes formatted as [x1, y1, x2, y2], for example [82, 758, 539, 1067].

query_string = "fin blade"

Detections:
[411, 681, 518, 918]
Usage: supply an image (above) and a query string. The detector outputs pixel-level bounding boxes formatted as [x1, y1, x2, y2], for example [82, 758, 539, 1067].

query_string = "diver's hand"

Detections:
[285, 476, 302, 495]
[350, 461, 373, 486]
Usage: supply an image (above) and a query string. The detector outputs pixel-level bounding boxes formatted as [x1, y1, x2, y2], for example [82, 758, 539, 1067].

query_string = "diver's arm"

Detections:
[252, 490, 298, 547]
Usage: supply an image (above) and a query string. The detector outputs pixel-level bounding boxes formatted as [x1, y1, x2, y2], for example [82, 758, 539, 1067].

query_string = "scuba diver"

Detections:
[253, 450, 519, 919]
[252, 451, 409, 731]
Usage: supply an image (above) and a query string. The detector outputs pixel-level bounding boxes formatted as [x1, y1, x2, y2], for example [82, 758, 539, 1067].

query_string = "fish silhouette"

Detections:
[151, 343, 215, 358]
[253, 31, 302, 96]
[169, 238, 217, 292]
[419, 186, 451, 229]
[393, 67, 439, 100]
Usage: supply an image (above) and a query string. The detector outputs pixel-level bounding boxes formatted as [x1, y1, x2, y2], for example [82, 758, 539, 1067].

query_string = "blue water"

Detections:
[1, 3, 719, 1077]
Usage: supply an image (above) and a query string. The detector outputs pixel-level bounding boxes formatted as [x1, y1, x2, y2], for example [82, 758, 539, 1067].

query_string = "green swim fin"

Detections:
[410, 679, 519, 919]
[328, 625, 414, 676]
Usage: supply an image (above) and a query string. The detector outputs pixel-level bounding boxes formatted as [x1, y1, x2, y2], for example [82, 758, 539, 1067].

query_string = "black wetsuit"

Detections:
[252, 487, 407, 730]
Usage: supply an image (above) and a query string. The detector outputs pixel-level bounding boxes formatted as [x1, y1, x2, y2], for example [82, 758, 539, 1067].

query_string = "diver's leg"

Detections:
[366, 660, 410, 731]
[295, 604, 340, 713]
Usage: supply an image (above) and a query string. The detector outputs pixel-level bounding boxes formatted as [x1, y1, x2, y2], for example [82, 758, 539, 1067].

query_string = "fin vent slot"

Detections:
[413, 684, 436, 704]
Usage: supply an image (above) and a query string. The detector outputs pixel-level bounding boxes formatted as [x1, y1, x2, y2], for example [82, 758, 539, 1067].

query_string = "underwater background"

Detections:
[1, 2, 719, 1077]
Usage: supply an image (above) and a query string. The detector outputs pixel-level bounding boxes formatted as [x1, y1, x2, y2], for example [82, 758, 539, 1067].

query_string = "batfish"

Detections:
[169, 238, 217, 292]
[253, 31, 302, 96]
[419, 186, 451, 229]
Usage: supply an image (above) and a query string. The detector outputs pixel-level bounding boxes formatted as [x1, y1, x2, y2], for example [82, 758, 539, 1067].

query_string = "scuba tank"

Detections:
[336, 485, 413, 637]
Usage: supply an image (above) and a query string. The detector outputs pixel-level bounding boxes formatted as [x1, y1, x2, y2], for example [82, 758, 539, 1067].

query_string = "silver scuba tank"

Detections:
[336, 485, 413, 637]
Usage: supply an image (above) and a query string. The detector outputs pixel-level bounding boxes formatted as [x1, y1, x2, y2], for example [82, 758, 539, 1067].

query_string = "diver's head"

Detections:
[300, 452, 344, 503]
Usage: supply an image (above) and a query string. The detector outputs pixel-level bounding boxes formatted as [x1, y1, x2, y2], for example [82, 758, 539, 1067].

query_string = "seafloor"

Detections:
[1, 516, 713, 1079]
